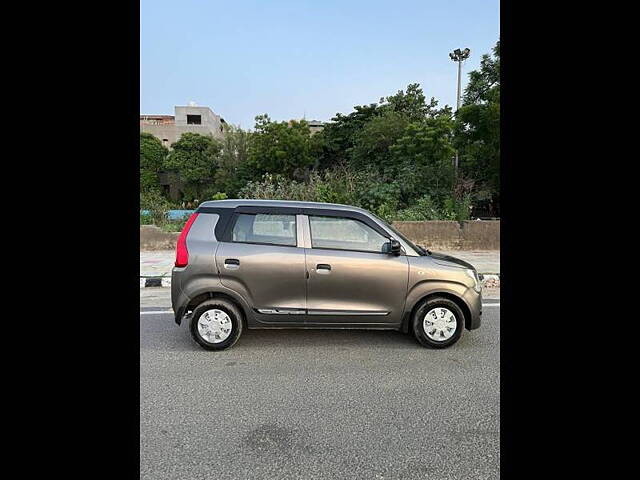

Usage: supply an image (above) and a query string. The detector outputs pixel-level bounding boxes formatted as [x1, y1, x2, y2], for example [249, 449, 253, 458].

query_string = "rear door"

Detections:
[304, 214, 409, 326]
[216, 211, 307, 322]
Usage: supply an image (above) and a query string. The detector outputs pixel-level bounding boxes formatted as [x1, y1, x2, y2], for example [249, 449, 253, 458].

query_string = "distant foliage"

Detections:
[141, 41, 500, 222]
[248, 115, 315, 180]
[163, 133, 222, 202]
[214, 124, 252, 197]
[140, 133, 168, 192]
[455, 41, 500, 214]
[140, 189, 170, 225]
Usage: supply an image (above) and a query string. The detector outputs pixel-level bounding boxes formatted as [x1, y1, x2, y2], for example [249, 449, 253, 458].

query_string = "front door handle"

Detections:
[316, 264, 331, 274]
[224, 258, 240, 270]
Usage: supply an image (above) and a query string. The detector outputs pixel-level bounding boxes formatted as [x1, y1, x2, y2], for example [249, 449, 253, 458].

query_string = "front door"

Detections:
[216, 212, 306, 323]
[304, 214, 409, 326]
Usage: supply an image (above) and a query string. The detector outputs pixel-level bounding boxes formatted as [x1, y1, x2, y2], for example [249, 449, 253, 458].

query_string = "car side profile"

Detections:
[171, 200, 482, 350]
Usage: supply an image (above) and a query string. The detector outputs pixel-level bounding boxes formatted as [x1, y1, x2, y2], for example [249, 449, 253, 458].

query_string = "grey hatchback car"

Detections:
[171, 200, 482, 350]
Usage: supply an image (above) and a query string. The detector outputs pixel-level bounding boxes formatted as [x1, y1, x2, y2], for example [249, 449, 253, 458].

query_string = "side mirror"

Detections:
[383, 238, 402, 255]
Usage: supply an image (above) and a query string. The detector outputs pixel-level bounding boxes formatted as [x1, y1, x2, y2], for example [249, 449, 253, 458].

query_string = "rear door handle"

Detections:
[224, 258, 240, 269]
[316, 264, 331, 274]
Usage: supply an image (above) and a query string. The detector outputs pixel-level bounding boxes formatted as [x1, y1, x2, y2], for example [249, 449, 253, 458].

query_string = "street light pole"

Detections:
[449, 47, 471, 173]
[456, 57, 463, 111]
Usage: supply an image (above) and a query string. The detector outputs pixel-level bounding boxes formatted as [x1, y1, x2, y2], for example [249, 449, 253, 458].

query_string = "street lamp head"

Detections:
[450, 48, 471, 61]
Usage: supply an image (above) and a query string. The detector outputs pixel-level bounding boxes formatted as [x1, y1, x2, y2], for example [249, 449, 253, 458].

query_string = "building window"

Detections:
[187, 114, 201, 125]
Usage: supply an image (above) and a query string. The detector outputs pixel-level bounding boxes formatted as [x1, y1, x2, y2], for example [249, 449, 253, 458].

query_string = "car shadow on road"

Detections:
[140, 318, 439, 352]
[234, 328, 422, 350]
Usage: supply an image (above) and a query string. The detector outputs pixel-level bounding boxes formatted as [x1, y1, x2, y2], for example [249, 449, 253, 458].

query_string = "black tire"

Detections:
[412, 297, 464, 349]
[189, 298, 243, 351]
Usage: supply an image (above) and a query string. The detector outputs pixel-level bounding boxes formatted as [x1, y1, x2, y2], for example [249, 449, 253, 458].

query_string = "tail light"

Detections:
[175, 213, 199, 267]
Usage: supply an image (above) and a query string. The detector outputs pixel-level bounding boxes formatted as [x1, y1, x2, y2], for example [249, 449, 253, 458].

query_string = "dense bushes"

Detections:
[140, 189, 170, 225]
[237, 168, 472, 222]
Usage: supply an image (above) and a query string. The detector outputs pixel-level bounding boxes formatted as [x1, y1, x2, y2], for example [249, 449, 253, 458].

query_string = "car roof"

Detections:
[198, 199, 372, 215]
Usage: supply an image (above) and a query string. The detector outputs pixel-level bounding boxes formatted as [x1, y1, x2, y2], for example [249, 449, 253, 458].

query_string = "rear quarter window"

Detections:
[231, 213, 296, 247]
[188, 213, 220, 241]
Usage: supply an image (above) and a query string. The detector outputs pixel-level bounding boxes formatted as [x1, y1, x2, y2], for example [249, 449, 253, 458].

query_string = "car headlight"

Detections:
[465, 268, 482, 292]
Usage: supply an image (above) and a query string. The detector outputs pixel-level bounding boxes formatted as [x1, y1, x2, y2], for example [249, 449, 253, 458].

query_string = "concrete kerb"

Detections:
[140, 276, 172, 288]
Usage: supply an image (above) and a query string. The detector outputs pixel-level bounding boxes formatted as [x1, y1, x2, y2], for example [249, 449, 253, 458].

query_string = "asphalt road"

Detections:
[140, 304, 500, 480]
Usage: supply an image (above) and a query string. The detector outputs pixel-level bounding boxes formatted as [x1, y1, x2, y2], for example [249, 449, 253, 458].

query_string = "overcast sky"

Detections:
[141, 0, 500, 128]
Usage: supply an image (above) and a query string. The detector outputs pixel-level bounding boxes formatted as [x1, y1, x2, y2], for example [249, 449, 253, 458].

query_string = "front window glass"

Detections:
[309, 216, 387, 253]
[232, 214, 296, 246]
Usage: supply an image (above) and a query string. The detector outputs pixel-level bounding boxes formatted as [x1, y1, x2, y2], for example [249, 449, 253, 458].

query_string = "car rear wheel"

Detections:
[412, 297, 464, 349]
[190, 299, 243, 350]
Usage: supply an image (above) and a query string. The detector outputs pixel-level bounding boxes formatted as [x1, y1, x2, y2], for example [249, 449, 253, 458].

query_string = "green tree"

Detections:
[163, 133, 222, 201]
[319, 84, 450, 174]
[140, 133, 168, 192]
[379, 83, 444, 122]
[316, 103, 380, 170]
[214, 124, 252, 197]
[248, 115, 315, 180]
[463, 41, 500, 105]
[350, 110, 409, 172]
[389, 115, 456, 206]
[454, 41, 500, 213]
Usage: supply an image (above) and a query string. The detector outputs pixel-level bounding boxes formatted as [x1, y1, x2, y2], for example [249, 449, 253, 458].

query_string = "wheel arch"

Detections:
[402, 291, 473, 333]
[179, 287, 251, 328]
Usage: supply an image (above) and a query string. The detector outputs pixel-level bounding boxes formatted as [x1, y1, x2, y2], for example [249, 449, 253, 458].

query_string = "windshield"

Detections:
[371, 214, 427, 255]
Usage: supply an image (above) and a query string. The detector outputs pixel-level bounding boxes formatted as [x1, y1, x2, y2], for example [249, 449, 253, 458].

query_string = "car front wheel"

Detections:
[412, 297, 464, 349]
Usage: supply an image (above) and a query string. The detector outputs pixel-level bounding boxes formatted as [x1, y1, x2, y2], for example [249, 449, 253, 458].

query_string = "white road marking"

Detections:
[482, 303, 500, 307]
